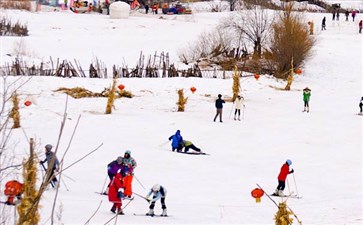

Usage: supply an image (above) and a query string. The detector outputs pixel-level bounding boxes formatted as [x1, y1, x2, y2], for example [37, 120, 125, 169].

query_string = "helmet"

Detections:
[286, 159, 292, 166]
[152, 184, 160, 192]
[125, 150, 131, 155]
[116, 156, 123, 164]
[45, 144, 53, 151]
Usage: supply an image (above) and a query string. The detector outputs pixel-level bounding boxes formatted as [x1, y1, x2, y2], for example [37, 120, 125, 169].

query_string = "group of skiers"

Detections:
[168, 130, 202, 153]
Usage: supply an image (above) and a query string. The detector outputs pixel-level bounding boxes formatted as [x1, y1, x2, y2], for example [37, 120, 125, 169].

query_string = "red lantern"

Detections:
[190, 86, 196, 93]
[295, 69, 302, 75]
[118, 84, 125, 90]
[251, 188, 264, 203]
[24, 101, 32, 107]
[254, 74, 260, 80]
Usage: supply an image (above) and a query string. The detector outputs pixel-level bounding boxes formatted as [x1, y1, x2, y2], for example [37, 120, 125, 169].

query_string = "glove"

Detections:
[290, 169, 294, 173]
[5, 201, 11, 205]
[117, 191, 124, 198]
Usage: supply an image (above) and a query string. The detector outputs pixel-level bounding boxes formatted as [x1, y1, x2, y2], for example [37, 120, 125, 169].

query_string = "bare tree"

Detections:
[227, 4, 274, 59]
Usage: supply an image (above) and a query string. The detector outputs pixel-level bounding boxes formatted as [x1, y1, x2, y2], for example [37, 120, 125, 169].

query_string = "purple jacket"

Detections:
[107, 160, 123, 175]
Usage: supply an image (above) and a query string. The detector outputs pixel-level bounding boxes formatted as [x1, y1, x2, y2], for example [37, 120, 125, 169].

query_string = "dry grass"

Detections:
[0, 0, 32, 11]
[176, 89, 188, 112]
[54, 87, 133, 99]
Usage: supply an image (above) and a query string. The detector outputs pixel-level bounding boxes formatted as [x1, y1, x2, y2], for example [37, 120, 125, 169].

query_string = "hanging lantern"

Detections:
[24, 101, 32, 107]
[251, 188, 264, 203]
[190, 86, 196, 93]
[254, 74, 260, 80]
[118, 84, 125, 91]
[295, 69, 302, 75]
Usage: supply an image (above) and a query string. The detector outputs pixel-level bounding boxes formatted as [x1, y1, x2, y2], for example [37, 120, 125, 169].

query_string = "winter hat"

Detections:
[218, 94, 222, 98]
[152, 184, 160, 192]
[117, 156, 123, 164]
[45, 144, 53, 151]
[286, 159, 292, 166]
[125, 150, 131, 156]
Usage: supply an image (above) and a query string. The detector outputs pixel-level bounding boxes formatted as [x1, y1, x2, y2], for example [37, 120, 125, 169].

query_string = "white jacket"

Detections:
[234, 97, 244, 109]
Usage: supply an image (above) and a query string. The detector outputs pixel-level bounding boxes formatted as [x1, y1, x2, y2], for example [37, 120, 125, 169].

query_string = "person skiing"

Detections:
[40, 144, 59, 188]
[213, 94, 225, 122]
[146, 184, 167, 217]
[321, 17, 326, 30]
[233, 95, 245, 121]
[345, 10, 349, 21]
[303, 87, 311, 112]
[273, 160, 294, 196]
[183, 140, 202, 153]
[168, 130, 184, 152]
[351, 10, 356, 22]
[121, 150, 137, 199]
[3, 180, 23, 205]
[359, 97, 363, 114]
[108, 172, 125, 215]
[104, 157, 124, 195]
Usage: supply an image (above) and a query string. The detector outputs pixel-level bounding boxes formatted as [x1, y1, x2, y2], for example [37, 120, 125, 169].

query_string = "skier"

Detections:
[146, 184, 167, 216]
[104, 156, 124, 195]
[3, 180, 23, 205]
[321, 17, 326, 30]
[345, 10, 349, 21]
[359, 97, 363, 114]
[168, 130, 184, 152]
[351, 10, 356, 22]
[213, 94, 225, 122]
[359, 20, 362, 34]
[40, 144, 59, 188]
[233, 95, 245, 121]
[302, 87, 311, 112]
[108, 172, 125, 215]
[273, 160, 294, 196]
[183, 140, 202, 153]
[121, 150, 137, 199]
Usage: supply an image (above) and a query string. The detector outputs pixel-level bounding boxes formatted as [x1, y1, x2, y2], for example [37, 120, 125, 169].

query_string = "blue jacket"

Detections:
[169, 130, 183, 148]
[215, 98, 225, 109]
[146, 186, 167, 202]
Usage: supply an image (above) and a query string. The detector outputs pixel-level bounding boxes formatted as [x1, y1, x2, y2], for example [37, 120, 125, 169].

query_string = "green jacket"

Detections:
[184, 140, 193, 147]
[303, 90, 311, 102]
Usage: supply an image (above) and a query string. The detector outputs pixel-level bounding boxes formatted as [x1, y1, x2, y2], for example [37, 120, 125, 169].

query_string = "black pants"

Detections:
[276, 180, 286, 191]
[172, 143, 183, 152]
[149, 197, 166, 209]
[359, 103, 362, 113]
[184, 144, 200, 152]
[234, 109, 241, 116]
[304, 101, 309, 107]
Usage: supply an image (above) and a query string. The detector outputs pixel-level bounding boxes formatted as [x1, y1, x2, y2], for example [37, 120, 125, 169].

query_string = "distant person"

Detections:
[145, 4, 149, 14]
[336, 9, 340, 21]
[168, 130, 184, 152]
[332, 9, 336, 20]
[146, 184, 167, 217]
[345, 10, 349, 21]
[233, 95, 245, 121]
[359, 20, 362, 33]
[359, 97, 363, 115]
[321, 17, 326, 30]
[40, 144, 59, 188]
[272, 160, 294, 197]
[351, 10, 356, 22]
[302, 87, 311, 113]
[213, 94, 225, 122]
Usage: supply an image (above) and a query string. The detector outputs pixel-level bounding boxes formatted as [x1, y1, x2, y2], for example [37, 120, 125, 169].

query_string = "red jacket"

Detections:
[277, 163, 290, 181]
[108, 173, 125, 203]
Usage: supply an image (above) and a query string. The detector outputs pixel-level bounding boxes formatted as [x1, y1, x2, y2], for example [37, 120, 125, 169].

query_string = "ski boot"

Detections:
[110, 206, 116, 213]
[161, 208, 167, 217]
[146, 209, 154, 216]
[117, 208, 124, 215]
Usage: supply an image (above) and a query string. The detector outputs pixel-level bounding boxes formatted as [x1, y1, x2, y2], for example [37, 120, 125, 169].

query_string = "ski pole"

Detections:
[158, 140, 169, 147]
[293, 173, 299, 196]
[133, 175, 145, 189]
[40, 162, 54, 188]
[101, 175, 109, 194]
[133, 192, 150, 202]
[242, 105, 245, 120]
[229, 102, 234, 119]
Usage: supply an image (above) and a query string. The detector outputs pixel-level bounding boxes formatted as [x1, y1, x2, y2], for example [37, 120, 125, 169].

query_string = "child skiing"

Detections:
[3, 180, 23, 205]
[233, 95, 245, 121]
[302, 87, 311, 112]
[108, 172, 125, 215]
[146, 184, 167, 217]
[121, 150, 137, 199]
[273, 160, 294, 196]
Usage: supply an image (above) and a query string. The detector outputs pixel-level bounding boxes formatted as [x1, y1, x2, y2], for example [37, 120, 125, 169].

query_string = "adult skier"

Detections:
[121, 150, 137, 199]
[168, 130, 184, 152]
[273, 160, 294, 196]
[146, 184, 167, 217]
[40, 144, 59, 188]
[303, 87, 311, 112]
[104, 156, 124, 194]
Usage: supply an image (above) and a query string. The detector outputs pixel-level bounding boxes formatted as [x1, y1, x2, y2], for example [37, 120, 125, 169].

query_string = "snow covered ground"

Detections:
[0, 1, 362, 224]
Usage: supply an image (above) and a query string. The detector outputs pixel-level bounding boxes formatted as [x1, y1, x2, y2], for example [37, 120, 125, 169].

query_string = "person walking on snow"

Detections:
[273, 160, 294, 196]
[321, 17, 326, 30]
[359, 20, 362, 34]
[233, 95, 245, 121]
[121, 150, 137, 199]
[169, 130, 184, 152]
[146, 184, 167, 216]
[40, 144, 59, 188]
[351, 10, 356, 22]
[104, 157, 124, 195]
[303, 87, 311, 112]
[345, 10, 349, 21]
[183, 140, 202, 153]
[108, 172, 125, 215]
[359, 97, 363, 114]
[213, 94, 225, 122]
